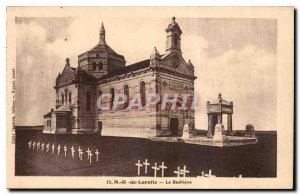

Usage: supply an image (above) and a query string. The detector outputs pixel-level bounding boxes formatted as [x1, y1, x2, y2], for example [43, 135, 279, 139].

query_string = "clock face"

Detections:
[172, 55, 180, 69]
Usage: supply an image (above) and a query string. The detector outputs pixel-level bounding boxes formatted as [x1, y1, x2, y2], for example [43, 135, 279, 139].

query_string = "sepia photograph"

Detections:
[6, 6, 294, 189]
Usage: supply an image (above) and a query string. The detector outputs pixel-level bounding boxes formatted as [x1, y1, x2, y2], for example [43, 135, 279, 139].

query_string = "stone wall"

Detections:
[156, 71, 194, 136]
[95, 71, 157, 138]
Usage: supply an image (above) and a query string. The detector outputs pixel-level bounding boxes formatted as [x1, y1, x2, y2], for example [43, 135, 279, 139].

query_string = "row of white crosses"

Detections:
[28, 140, 100, 164]
[196, 169, 216, 178]
[135, 160, 189, 178]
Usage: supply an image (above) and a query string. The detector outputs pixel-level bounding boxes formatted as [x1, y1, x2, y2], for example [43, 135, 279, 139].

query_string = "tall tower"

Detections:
[99, 22, 106, 44]
[165, 17, 182, 54]
[78, 22, 125, 79]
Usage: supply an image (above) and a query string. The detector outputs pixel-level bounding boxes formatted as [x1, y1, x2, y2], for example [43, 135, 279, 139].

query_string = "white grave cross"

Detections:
[28, 140, 32, 149]
[135, 160, 143, 176]
[95, 149, 100, 162]
[46, 143, 50, 152]
[159, 162, 168, 177]
[79, 150, 83, 160]
[77, 147, 81, 158]
[180, 165, 190, 178]
[71, 146, 75, 158]
[41, 142, 45, 151]
[86, 148, 91, 161]
[51, 144, 55, 154]
[32, 141, 36, 150]
[57, 144, 61, 156]
[143, 159, 150, 174]
[88, 152, 93, 164]
[174, 167, 181, 177]
[64, 145, 67, 157]
[151, 163, 160, 178]
[37, 141, 40, 150]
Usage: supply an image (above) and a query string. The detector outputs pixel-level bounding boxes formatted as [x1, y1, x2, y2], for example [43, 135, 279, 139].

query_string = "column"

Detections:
[207, 114, 213, 138]
[227, 114, 232, 131]
[217, 113, 222, 124]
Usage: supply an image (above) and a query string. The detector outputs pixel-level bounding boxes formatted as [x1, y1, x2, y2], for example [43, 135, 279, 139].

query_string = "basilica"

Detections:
[43, 17, 196, 138]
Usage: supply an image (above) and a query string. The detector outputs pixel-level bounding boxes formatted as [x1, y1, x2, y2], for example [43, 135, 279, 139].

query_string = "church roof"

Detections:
[210, 93, 233, 106]
[43, 111, 52, 118]
[77, 68, 97, 82]
[89, 43, 119, 55]
[99, 59, 150, 80]
[210, 99, 232, 106]
[55, 105, 72, 112]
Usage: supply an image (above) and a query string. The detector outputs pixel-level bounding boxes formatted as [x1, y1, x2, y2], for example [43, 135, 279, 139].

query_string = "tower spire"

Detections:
[165, 16, 182, 54]
[99, 22, 106, 44]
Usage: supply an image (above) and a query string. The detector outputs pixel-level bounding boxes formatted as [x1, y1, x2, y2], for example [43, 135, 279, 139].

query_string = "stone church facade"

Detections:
[43, 17, 196, 138]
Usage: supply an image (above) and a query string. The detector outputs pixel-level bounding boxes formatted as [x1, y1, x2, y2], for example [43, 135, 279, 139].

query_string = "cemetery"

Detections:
[15, 128, 276, 177]
[27, 138, 234, 178]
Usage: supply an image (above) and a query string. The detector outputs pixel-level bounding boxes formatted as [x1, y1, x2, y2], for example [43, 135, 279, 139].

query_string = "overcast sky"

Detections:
[16, 17, 277, 130]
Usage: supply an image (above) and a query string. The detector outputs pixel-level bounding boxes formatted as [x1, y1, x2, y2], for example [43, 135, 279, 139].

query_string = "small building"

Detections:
[43, 17, 196, 138]
[206, 94, 233, 138]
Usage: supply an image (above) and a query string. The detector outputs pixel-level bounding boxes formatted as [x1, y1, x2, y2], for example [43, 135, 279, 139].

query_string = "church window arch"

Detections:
[124, 84, 129, 109]
[140, 81, 146, 107]
[61, 93, 64, 105]
[99, 62, 104, 70]
[92, 62, 96, 71]
[69, 92, 72, 104]
[110, 88, 115, 110]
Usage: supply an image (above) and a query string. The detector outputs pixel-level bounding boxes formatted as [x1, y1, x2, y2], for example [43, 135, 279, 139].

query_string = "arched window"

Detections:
[140, 81, 146, 107]
[65, 89, 68, 105]
[124, 85, 129, 109]
[61, 93, 64, 105]
[98, 90, 102, 111]
[99, 62, 104, 70]
[110, 88, 115, 110]
[92, 62, 96, 71]
[86, 91, 91, 111]
[69, 92, 72, 104]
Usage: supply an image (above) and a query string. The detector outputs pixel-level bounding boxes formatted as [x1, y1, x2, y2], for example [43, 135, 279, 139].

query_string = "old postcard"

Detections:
[6, 7, 294, 189]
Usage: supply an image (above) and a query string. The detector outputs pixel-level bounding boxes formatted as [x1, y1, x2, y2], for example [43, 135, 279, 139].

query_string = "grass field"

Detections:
[15, 129, 277, 177]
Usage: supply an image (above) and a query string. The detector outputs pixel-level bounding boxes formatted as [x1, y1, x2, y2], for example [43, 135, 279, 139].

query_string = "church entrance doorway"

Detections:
[170, 118, 179, 136]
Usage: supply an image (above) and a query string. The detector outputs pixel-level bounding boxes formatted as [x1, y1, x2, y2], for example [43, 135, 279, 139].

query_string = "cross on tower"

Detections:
[135, 160, 143, 176]
[151, 163, 160, 178]
[159, 162, 168, 177]
[143, 159, 150, 174]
